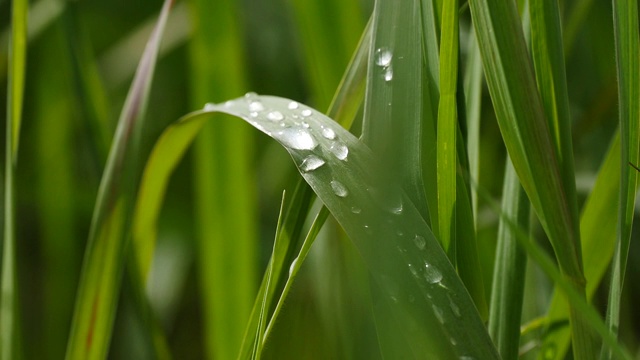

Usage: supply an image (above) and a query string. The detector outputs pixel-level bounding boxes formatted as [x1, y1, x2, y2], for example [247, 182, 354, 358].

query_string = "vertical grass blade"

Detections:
[542, 132, 621, 360]
[65, 1, 174, 358]
[605, 0, 640, 354]
[363, 0, 429, 221]
[436, 0, 458, 258]
[468, 0, 593, 357]
[1, 0, 27, 358]
[488, 158, 528, 359]
[187, 0, 257, 358]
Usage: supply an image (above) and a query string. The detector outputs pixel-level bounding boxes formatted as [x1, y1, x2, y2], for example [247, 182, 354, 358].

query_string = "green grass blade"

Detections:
[288, 0, 364, 109]
[436, 0, 458, 259]
[488, 158, 529, 360]
[198, 96, 498, 359]
[603, 0, 640, 357]
[187, 0, 257, 358]
[541, 132, 621, 360]
[1, 0, 27, 358]
[463, 27, 483, 222]
[468, 0, 593, 357]
[65, 1, 174, 358]
[476, 184, 632, 360]
[363, 0, 430, 220]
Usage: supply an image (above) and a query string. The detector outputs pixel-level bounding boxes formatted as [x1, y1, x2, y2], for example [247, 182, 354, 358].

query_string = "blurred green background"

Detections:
[0, 0, 639, 358]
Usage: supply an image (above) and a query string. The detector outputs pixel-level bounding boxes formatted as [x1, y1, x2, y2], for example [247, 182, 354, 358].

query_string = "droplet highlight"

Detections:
[375, 47, 393, 67]
[300, 155, 325, 172]
[351, 206, 362, 214]
[330, 180, 348, 197]
[267, 110, 284, 121]
[321, 127, 336, 140]
[383, 66, 394, 81]
[249, 100, 265, 112]
[276, 128, 318, 150]
[288, 101, 299, 110]
[432, 304, 445, 324]
[330, 142, 349, 160]
[424, 261, 443, 284]
[301, 109, 312, 117]
[289, 257, 299, 277]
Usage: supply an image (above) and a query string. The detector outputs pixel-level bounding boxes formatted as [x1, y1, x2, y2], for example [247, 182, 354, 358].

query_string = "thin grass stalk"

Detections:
[1, 0, 27, 358]
[488, 158, 528, 360]
[602, 0, 640, 357]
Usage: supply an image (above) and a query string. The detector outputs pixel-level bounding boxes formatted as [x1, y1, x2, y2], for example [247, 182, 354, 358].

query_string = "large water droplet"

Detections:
[413, 234, 426, 250]
[301, 109, 312, 117]
[331, 180, 348, 197]
[276, 128, 318, 150]
[330, 142, 349, 160]
[384, 66, 394, 81]
[288, 101, 299, 110]
[321, 127, 336, 140]
[244, 91, 258, 99]
[250, 112, 258, 118]
[424, 261, 443, 284]
[267, 110, 284, 121]
[300, 155, 325, 172]
[249, 100, 265, 112]
[375, 47, 393, 67]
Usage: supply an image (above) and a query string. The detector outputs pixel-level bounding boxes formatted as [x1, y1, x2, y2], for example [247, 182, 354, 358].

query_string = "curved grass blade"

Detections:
[135, 95, 500, 359]
[2, 0, 28, 358]
[65, 1, 174, 358]
[602, 0, 640, 357]
[488, 158, 529, 359]
[541, 132, 621, 360]
[468, 0, 593, 357]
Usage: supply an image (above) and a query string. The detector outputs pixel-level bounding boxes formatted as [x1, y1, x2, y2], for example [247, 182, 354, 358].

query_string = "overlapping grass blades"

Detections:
[468, 0, 593, 357]
[65, 1, 174, 358]
[1, 0, 27, 358]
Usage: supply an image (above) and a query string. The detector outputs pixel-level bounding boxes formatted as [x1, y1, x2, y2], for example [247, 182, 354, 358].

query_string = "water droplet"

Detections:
[244, 91, 258, 99]
[432, 304, 445, 324]
[300, 155, 325, 172]
[330, 142, 349, 160]
[288, 101, 299, 110]
[289, 257, 299, 277]
[301, 109, 313, 117]
[321, 127, 336, 140]
[267, 110, 284, 121]
[276, 128, 318, 150]
[224, 100, 235, 107]
[390, 296, 398, 303]
[351, 206, 362, 214]
[375, 47, 393, 67]
[459, 356, 475, 360]
[390, 201, 403, 215]
[448, 294, 461, 317]
[301, 121, 310, 128]
[450, 337, 457, 346]
[250, 112, 258, 118]
[396, 229, 404, 236]
[364, 225, 372, 234]
[384, 66, 394, 81]
[424, 261, 443, 284]
[331, 180, 348, 197]
[413, 235, 426, 250]
[249, 100, 264, 112]
[204, 103, 215, 111]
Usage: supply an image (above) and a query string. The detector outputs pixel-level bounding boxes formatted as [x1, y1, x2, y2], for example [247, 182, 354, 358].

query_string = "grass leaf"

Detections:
[65, 1, 174, 358]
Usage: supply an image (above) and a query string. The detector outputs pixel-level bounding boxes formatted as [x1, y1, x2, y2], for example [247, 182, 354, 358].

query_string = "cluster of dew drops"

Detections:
[375, 47, 394, 82]
[205, 93, 475, 359]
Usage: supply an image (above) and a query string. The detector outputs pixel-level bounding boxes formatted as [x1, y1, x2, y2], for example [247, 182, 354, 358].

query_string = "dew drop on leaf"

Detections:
[330, 180, 348, 197]
[288, 101, 299, 110]
[301, 109, 313, 117]
[249, 100, 265, 112]
[424, 261, 443, 284]
[384, 66, 394, 81]
[289, 257, 299, 277]
[276, 128, 317, 150]
[351, 206, 361, 214]
[300, 155, 325, 172]
[204, 103, 215, 111]
[375, 47, 393, 67]
[267, 110, 284, 121]
[432, 304, 445, 324]
[448, 293, 461, 317]
[321, 127, 336, 140]
[330, 142, 349, 160]
[413, 234, 426, 250]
